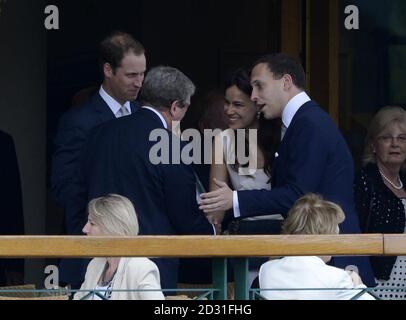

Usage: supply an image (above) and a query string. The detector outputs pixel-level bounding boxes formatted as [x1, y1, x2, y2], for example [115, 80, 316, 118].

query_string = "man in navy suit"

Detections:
[80, 66, 215, 290]
[51, 31, 146, 287]
[200, 53, 374, 286]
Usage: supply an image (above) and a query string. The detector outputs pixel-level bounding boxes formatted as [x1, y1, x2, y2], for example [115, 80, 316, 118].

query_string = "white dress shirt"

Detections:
[99, 86, 131, 118]
[233, 92, 311, 218]
[281, 91, 311, 129]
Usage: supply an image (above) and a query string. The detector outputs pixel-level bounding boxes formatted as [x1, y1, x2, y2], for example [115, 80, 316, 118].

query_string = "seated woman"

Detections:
[354, 106, 406, 300]
[74, 194, 165, 300]
[259, 194, 375, 300]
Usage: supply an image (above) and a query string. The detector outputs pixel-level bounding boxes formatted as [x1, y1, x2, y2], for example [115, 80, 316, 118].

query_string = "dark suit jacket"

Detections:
[80, 108, 214, 289]
[0, 131, 24, 285]
[51, 92, 140, 235]
[355, 163, 406, 280]
[52, 93, 139, 287]
[237, 101, 375, 286]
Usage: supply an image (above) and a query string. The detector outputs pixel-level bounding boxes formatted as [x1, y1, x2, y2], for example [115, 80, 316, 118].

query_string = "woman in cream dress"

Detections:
[74, 194, 164, 300]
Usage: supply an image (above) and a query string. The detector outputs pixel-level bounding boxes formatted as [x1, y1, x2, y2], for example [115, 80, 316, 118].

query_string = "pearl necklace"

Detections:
[379, 169, 403, 190]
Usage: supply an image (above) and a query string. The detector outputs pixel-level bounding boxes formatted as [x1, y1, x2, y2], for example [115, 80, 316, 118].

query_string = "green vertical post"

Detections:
[212, 258, 227, 300]
[234, 258, 249, 300]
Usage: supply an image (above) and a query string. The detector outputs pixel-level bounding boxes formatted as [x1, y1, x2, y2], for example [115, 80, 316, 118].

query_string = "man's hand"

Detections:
[199, 178, 233, 213]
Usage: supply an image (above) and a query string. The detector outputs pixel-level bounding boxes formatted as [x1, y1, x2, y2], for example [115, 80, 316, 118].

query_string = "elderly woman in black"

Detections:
[354, 106, 406, 300]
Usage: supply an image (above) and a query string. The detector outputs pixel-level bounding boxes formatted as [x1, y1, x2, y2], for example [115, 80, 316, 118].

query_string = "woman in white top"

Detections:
[74, 194, 164, 300]
[208, 68, 281, 233]
[259, 194, 375, 300]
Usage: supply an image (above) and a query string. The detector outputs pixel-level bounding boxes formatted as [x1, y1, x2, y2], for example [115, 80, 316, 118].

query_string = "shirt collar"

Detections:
[142, 106, 168, 129]
[99, 85, 131, 117]
[281, 92, 311, 129]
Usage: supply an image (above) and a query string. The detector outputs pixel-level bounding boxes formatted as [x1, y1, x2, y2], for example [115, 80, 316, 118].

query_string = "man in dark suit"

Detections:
[199, 53, 374, 286]
[51, 31, 146, 287]
[0, 130, 24, 286]
[80, 66, 214, 290]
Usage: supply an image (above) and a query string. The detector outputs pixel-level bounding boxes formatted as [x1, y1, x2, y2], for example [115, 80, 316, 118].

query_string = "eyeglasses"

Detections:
[377, 135, 406, 144]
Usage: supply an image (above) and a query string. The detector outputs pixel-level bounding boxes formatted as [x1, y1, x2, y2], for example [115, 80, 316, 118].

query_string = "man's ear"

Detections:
[169, 100, 180, 117]
[282, 74, 294, 91]
[170, 100, 184, 114]
[103, 63, 113, 78]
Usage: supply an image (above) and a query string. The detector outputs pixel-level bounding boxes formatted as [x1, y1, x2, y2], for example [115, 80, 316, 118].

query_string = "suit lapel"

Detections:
[287, 100, 315, 131]
[111, 258, 126, 298]
[271, 101, 315, 186]
[92, 93, 116, 123]
[275, 101, 316, 158]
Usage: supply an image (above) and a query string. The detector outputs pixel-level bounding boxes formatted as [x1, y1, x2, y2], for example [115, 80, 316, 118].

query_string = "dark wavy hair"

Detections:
[225, 69, 281, 178]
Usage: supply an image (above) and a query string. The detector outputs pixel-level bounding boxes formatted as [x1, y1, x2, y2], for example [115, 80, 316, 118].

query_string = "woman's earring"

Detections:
[257, 111, 261, 120]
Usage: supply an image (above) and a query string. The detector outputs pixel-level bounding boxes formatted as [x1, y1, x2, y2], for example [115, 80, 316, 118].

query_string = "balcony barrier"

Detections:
[0, 234, 402, 300]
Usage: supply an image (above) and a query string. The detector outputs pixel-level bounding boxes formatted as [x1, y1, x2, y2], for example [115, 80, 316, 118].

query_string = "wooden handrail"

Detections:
[0, 235, 386, 258]
[384, 234, 406, 255]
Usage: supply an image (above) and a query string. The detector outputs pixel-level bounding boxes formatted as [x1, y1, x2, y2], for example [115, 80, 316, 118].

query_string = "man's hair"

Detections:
[363, 106, 406, 167]
[282, 194, 345, 235]
[99, 31, 145, 73]
[88, 194, 139, 236]
[139, 66, 195, 110]
[252, 53, 306, 90]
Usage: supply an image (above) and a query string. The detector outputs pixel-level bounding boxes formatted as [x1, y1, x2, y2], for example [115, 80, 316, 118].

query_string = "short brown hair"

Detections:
[252, 53, 306, 90]
[282, 194, 345, 235]
[99, 31, 145, 73]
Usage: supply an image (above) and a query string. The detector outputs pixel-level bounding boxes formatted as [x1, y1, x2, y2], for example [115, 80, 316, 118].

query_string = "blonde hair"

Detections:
[282, 194, 345, 235]
[87, 194, 139, 236]
[363, 106, 406, 166]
